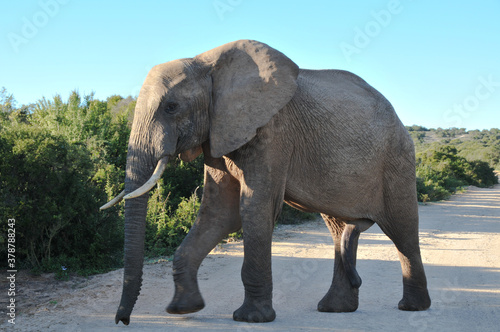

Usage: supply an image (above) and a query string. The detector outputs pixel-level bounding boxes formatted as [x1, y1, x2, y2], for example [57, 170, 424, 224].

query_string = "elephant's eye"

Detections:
[164, 101, 179, 114]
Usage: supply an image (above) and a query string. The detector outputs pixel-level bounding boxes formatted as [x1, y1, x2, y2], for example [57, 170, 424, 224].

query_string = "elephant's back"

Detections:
[281, 69, 414, 218]
[297, 69, 396, 125]
[291, 69, 404, 149]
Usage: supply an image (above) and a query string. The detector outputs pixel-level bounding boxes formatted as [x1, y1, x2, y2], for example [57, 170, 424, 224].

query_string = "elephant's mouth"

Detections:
[99, 156, 169, 210]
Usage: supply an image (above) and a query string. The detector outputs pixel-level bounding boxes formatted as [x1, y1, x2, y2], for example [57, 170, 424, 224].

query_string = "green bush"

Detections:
[0, 90, 127, 274]
[145, 181, 201, 257]
[416, 145, 498, 202]
[161, 156, 204, 209]
[416, 177, 451, 202]
[143, 155, 204, 257]
[0, 122, 123, 272]
[467, 160, 498, 187]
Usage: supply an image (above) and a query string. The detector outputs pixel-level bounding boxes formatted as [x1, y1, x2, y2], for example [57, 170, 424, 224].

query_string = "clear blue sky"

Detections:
[1, 0, 499, 130]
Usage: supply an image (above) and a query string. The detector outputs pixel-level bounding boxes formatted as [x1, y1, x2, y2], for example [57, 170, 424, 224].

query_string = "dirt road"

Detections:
[4, 185, 500, 331]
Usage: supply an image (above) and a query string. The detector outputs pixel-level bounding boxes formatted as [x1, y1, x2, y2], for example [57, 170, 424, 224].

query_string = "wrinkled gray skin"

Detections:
[112, 40, 431, 325]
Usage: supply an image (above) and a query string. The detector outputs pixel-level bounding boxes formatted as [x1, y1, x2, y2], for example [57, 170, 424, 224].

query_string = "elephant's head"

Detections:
[101, 40, 299, 325]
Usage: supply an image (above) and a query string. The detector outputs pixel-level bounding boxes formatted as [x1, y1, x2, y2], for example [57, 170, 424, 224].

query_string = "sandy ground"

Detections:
[2, 184, 499, 331]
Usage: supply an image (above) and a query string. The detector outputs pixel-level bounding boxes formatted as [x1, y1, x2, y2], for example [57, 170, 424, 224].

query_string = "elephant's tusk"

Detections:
[100, 190, 126, 210]
[124, 156, 169, 200]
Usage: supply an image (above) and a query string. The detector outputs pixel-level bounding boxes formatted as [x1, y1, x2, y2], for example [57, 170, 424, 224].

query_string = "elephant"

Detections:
[101, 39, 431, 325]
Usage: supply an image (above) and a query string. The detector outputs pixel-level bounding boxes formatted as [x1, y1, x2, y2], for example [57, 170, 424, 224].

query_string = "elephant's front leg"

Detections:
[232, 183, 282, 323]
[167, 164, 241, 315]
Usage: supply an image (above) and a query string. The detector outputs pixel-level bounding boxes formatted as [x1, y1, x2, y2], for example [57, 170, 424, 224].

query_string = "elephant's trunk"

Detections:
[115, 154, 169, 325]
[115, 194, 149, 325]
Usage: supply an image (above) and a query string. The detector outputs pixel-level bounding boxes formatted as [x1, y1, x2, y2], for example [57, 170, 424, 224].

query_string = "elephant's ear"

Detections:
[195, 40, 299, 158]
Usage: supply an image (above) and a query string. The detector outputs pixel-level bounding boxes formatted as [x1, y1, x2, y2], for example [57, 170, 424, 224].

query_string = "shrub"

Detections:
[416, 145, 498, 202]
[0, 123, 123, 272]
[145, 182, 200, 257]
[416, 177, 451, 202]
[161, 156, 204, 209]
[466, 160, 498, 187]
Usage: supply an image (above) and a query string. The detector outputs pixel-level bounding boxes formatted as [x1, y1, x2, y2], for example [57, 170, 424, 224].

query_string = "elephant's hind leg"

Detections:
[318, 215, 371, 312]
[378, 211, 431, 311]
[341, 224, 362, 289]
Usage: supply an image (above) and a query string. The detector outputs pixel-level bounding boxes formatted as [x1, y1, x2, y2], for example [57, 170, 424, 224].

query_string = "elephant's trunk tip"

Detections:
[115, 315, 130, 326]
[115, 306, 131, 325]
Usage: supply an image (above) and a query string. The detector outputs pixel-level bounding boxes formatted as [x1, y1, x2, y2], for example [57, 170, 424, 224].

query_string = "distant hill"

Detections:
[406, 126, 500, 170]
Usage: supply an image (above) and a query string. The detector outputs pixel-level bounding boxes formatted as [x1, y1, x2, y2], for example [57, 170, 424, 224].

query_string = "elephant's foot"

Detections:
[317, 286, 359, 312]
[233, 298, 276, 323]
[398, 285, 431, 311]
[166, 291, 205, 314]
